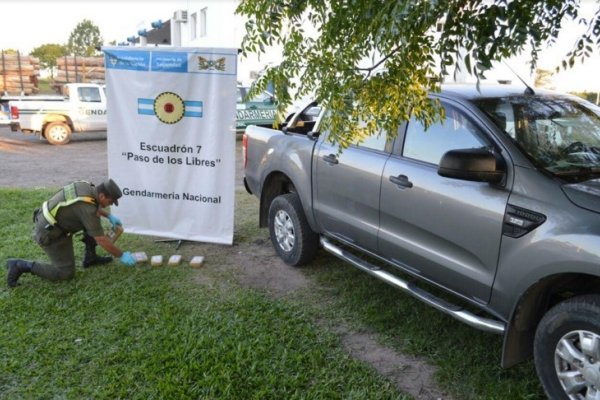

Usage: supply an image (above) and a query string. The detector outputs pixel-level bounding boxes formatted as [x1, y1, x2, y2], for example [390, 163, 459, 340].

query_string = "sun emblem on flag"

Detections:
[137, 92, 203, 124]
[198, 56, 226, 71]
[153, 92, 185, 124]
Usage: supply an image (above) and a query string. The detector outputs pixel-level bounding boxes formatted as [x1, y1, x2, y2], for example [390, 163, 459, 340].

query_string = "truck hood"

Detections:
[562, 179, 600, 214]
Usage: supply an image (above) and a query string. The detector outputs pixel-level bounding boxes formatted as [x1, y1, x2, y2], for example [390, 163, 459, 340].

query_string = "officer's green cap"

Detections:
[98, 179, 122, 206]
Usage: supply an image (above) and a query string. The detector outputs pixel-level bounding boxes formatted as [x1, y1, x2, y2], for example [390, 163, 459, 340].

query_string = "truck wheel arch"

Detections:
[259, 171, 296, 228]
[502, 273, 600, 368]
[42, 114, 72, 132]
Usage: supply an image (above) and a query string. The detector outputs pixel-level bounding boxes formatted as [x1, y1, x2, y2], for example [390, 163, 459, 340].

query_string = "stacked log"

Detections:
[55, 56, 105, 84]
[0, 52, 40, 94]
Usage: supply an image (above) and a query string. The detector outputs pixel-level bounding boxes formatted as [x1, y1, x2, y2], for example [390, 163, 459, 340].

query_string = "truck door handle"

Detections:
[323, 154, 339, 165]
[389, 174, 413, 188]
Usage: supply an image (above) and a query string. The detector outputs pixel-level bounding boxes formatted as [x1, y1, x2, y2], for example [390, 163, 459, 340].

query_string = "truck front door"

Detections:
[378, 102, 510, 304]
[73, 86, 106, 132]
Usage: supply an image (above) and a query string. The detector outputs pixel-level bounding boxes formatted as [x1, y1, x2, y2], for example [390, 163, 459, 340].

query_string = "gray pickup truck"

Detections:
[243, 84, 600, 399]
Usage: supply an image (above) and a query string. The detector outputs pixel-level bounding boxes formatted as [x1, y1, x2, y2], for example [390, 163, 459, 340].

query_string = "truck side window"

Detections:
[402, 105, 488, 165]
[78, 87, 101, 103]
[353, 129, 388, 152]
[287, 105, 322, 135]
[236, 87, 245, 102]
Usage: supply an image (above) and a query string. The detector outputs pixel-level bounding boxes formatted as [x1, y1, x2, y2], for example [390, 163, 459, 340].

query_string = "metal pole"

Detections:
[65, 55, 70, 83]
[1, 50, 6, 93]
[17, 50, 24, 94]
[74, 54, 79, 83]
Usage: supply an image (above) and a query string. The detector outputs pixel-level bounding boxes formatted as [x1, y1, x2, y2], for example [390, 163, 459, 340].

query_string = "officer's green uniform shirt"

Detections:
[44, 181, 105, 237]
[54, 198, 104, 237]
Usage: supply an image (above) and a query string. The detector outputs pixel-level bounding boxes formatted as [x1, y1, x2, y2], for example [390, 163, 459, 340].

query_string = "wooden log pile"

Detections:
[0, 52, 40, 94]
[55, 56, 105, 84]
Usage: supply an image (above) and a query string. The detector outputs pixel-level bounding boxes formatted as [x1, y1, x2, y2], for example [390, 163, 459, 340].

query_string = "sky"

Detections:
[1, 0, 599, 92]
[1, 0, 190, 53]
[461, 0, 600, 91]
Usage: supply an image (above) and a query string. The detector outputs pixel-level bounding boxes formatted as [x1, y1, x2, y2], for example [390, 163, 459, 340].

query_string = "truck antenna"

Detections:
[504, 63, 535, 95]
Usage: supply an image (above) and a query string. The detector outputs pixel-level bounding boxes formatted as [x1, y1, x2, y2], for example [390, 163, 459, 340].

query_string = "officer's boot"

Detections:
[82, 233, 112, 268]
[6, 259, 33, 288]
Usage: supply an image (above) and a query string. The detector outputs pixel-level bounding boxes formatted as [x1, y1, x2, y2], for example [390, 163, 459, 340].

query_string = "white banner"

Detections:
[103, 47, 237, 244]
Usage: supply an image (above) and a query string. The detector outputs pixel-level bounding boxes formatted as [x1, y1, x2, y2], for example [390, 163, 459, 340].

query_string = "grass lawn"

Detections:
[0, 187, 545, 399]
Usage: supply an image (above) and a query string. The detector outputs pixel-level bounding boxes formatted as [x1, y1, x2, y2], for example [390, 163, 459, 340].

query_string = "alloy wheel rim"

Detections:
[555, 329, 600, 399]
[274, 210, 295, 252]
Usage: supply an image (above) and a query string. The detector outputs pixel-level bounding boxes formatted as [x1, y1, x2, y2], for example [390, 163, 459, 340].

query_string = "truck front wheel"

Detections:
[44, 122, 72, 145]
[534, 295, 600, 400]
[268, 193, 319, 266]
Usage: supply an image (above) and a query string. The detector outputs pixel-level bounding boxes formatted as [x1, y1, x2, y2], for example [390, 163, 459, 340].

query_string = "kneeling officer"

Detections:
[6, 179, 136, 287]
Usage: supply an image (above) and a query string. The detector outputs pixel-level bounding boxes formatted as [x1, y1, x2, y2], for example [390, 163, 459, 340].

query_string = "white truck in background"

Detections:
[0, 93, 73, 131]
[8, 83, 107, 145]
[0, 96, 21, 129]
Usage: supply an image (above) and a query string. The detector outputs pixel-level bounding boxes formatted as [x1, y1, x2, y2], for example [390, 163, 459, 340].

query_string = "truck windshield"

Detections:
[475, 95, 600, 182]
[237, 87, 273, 103]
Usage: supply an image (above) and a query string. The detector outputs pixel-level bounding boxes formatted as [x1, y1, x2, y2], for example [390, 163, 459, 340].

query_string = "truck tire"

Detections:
[268, 193, 319, 266]
[534, 295, 600, 400]
[44, 121, 72, 145]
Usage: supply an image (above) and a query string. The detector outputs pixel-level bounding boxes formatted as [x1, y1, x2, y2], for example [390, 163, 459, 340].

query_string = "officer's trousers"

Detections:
[30, 211, 76, 281]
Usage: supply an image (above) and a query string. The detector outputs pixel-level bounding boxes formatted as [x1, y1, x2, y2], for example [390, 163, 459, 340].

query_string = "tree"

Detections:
[67, 19, 103, 57]
[30, 43, 68, 77]
[534, 68, 554, 89]
[237, 0, 600, 148]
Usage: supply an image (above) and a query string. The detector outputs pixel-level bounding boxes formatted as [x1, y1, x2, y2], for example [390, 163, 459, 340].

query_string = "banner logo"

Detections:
[154, 92, 185, 124]
[137, 92, 203, 124]
[198, 56, 225, 71]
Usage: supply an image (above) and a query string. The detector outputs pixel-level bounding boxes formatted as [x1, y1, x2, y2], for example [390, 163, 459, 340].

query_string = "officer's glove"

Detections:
[107, 214, 122, 228]
[120, 251, 136, 267]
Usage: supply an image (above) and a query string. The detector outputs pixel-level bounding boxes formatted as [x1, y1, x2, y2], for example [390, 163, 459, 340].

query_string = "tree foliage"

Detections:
[67, 19, 103, 57]
[30, 43, 68, 76]
[534, 68, 554, 89]
[237, 0, 600, 148]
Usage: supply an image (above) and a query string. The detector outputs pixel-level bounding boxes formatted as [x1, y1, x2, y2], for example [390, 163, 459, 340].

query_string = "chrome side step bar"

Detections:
[320, 237, 505, 335]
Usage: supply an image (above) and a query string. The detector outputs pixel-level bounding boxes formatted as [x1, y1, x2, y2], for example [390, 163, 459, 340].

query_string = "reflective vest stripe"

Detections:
[41, 183, 96, 226]
[42, 201, 57, 225]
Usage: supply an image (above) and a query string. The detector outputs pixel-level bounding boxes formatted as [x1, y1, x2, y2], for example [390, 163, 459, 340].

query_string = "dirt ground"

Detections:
[0, 127, 451, 399]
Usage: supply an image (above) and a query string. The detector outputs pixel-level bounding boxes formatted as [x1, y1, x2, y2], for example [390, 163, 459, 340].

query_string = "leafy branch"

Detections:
[237, 0, 599, 149]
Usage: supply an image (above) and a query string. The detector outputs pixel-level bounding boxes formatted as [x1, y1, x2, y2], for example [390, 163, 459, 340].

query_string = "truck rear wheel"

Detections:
[44, 121, 72, 145]
[534, 295, 600, 400]
[268, 193, 319, 266]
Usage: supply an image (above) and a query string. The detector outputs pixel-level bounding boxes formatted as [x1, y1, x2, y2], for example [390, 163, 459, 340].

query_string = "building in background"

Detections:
[132, 0, 280, 86]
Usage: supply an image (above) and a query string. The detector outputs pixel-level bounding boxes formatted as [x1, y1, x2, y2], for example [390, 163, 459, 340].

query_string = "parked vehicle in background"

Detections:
[0, 97, 20, 130]
[236, 85, 277, 133]
[8, 83, 106, 145]
[243, 83, 600, 399]
[1, 93, 77, 131]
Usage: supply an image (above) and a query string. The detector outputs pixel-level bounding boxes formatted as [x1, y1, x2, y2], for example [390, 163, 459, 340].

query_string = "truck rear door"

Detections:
[313, 128, 393, 253]
[378, 101, 510, 304]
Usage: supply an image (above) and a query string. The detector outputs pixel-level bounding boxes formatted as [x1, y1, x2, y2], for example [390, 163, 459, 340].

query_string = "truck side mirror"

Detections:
[438, 148, 504, 183]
